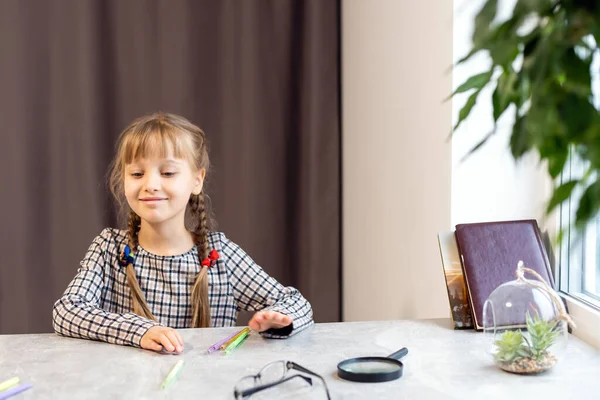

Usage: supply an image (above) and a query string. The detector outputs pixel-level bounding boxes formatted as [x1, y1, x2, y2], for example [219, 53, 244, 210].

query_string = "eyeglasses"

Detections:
[233, 360, 331, 399]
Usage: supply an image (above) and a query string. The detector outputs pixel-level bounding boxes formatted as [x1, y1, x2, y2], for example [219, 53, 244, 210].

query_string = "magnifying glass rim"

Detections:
[337, 356, 404, 383]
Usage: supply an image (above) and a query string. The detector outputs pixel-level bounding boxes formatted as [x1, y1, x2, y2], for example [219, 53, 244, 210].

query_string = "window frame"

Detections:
[557, 151, 600, 349]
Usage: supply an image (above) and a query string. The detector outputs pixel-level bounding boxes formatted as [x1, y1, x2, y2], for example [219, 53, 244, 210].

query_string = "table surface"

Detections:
[1, 319, 599, 399]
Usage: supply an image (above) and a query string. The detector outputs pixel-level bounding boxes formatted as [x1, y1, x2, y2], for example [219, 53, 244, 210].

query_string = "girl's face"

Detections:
[124, 149, 204, 228]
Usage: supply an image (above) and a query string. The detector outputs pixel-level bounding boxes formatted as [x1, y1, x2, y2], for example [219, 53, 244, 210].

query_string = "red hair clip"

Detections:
[201, 249, 220, 268]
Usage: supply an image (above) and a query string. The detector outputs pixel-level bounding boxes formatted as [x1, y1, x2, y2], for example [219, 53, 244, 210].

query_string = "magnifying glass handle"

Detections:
[388, 347, 408, 360]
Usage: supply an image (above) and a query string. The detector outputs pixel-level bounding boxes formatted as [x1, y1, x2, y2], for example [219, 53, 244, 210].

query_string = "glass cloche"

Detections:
[482, 261, 573, 374]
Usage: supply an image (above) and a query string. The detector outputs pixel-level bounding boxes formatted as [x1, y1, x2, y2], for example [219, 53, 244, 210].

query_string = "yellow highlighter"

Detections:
[0, 377, 19, 392]
[225, 330, 249, 354]
[219, 327, 250, 350]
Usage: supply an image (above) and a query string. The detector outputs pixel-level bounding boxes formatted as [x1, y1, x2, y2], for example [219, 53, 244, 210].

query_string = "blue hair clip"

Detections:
[119, 245, 135, 266]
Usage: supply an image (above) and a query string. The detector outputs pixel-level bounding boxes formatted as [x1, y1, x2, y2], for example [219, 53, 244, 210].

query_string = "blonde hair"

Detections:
[108, 112, 214, 328]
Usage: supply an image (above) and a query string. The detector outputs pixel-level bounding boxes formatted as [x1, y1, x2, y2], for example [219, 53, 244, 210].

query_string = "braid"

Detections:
[125, 211, 156, 321]
[189, 192, 211, 328]
[193, 193, 210, 258]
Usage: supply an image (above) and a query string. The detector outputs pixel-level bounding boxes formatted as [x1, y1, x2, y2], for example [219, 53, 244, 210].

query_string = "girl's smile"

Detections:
[139, 197, 168, 206]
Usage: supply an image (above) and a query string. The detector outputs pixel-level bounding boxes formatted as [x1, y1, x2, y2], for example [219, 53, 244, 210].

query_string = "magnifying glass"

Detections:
[337, 347, 408, 383]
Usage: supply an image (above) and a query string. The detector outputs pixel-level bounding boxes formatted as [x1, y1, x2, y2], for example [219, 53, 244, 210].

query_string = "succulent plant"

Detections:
[494, 311, 561, 363]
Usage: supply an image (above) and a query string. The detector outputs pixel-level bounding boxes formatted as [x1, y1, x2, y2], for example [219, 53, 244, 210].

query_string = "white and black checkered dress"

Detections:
[52, 228, 314, 347]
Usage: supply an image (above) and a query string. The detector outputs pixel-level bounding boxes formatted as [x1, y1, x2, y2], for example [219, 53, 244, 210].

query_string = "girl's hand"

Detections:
[140, 326, 184, 353]
[248, 310, 293, 332]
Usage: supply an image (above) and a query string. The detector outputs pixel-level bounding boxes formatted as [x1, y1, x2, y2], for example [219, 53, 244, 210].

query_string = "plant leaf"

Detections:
[474, 0, 498, 48]
[509, 116, 532, 158]
[454, 47, 481, 67]
[547, 145, 569, 178]
[449, 71, 493, 99]
[575, 179, 600, 229]
[517, 347, 532, 358]
[492, 87, 507, 122]
[546, 180, 578, 214]
[493, 67, 518, 121]
[561, 47, 592, 97]
[453, 89, 481, 133]
[460, 130, 497, 162]
[514, 0, 553, 14]
[558, 93, 596, 140]
[488, 19, 521, 67]
[592, 25, 600, 53]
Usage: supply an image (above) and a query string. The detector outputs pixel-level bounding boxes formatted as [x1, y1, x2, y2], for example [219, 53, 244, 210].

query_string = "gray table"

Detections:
[1, 319, 599, 399]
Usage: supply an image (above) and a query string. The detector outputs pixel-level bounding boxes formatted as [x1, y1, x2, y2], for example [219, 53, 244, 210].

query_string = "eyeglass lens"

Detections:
[235, 376, 258, 393]
[259, 361, 288, 384]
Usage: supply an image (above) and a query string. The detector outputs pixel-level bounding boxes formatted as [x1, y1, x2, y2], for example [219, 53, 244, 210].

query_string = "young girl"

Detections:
[52, 112, 314, 353]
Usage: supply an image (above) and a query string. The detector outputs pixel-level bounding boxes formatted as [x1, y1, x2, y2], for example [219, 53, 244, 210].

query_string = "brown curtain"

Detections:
[0, 0, 340, 334]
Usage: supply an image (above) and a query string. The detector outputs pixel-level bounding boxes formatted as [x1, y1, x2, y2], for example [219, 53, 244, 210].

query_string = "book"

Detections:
[437, 232, 474, 329]
[454, 219, 555, 331]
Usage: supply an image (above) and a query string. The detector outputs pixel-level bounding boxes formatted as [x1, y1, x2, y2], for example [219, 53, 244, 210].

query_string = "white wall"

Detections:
[342, 0, 555, 322]
[342, 0, 453, 321]
[451, 0, 553, 230]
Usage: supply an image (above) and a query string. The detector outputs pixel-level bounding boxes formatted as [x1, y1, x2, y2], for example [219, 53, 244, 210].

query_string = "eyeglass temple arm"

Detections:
[288, 362, 331, 400]
[288, 361, 316, 376]
[237, 374, 313, 398]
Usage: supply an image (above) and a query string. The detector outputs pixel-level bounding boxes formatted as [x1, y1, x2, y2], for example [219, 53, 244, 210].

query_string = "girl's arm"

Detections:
[52, 230, 159, 347]
[221, 236, 314, 338]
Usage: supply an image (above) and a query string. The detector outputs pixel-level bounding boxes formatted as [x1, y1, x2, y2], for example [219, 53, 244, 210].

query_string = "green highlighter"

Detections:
[224, 331, 249, 354]
[161, 359, 184, 390]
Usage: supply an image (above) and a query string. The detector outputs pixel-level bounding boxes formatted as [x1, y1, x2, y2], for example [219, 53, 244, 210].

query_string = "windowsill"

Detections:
[562, 294, 600, 350]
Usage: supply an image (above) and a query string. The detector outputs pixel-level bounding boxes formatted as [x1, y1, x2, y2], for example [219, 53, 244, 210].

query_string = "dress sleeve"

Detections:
[220, 234, 314, 338]
[52, 228, 159, 347]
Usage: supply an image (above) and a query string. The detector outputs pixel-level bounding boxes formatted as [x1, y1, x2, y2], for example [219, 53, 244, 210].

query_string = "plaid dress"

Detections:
[52, 228, 314, 347]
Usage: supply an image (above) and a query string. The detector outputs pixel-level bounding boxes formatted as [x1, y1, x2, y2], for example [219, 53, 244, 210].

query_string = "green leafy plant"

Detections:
[452, 0, 600, 234]
[525, 311, 561, 358]
[494, 329, 529, 362]
[494, 311, 561, 363]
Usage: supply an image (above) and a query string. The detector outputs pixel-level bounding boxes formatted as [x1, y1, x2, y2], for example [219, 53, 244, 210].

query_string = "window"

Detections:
[558, 40, 600, 310]
[559, 155, 600, 309]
